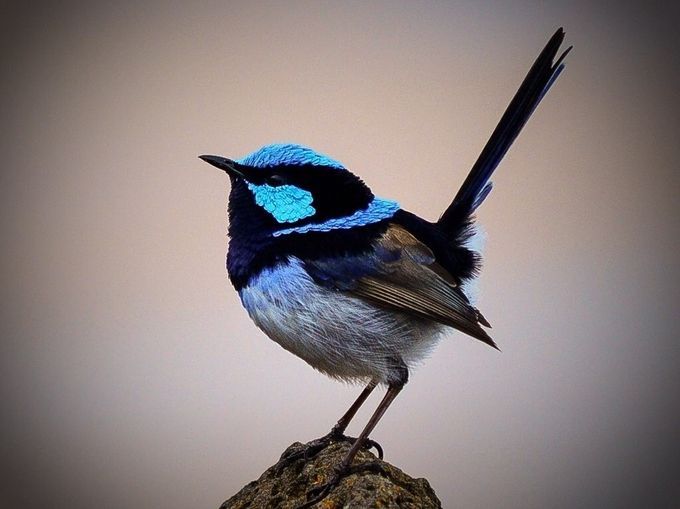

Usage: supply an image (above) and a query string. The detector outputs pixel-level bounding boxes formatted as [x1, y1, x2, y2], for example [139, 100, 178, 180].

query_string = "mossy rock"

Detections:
[221, 439, 441, 509]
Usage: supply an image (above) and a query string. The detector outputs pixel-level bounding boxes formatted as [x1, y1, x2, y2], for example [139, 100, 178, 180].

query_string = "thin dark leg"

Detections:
[300, 379, 406, 508]
[331, 380, 377, 436]
[275, 381, 379, 470]
[336, 382, 403, 471]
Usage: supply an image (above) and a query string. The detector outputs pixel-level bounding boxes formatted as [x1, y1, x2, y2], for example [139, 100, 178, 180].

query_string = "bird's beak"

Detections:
[199, 155, 246, 179]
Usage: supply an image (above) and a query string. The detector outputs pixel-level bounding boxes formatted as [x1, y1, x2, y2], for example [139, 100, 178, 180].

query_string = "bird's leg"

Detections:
[275, 381, 378, 470]
[336, 381, 403, 470]
[326, 380, 383, 457]
[301, 375, 406, 508]
[329, 380, 377, 437]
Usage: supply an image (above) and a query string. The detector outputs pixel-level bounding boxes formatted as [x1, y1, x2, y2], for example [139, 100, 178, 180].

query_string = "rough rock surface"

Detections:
[220, 439, 442, 508]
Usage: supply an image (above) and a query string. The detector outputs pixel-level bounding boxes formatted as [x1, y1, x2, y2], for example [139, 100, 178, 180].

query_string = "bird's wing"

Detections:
[303, 224, 497, 349]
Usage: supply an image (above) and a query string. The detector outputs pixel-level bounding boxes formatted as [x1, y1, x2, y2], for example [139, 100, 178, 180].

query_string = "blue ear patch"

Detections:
[247, 183, 316, 223]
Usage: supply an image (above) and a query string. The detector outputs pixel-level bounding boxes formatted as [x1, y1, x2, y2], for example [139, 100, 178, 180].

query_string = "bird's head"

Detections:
[200, 143, 398, 238]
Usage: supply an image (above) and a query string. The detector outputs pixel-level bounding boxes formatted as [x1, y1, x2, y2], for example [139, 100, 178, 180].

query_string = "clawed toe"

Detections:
[296, 469, 344, 509]
[347, 459, 389, 477]
[273, 431, 349, 474]
[273, 438, 329, 473]
[275, 432, 384, 476]
[334, 434, 384, 459]
[362, 437, 384, 459]
[295, 459, 388, 508]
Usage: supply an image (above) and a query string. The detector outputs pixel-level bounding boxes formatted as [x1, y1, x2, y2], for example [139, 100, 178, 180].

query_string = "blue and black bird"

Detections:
[200, 28, 570, 503]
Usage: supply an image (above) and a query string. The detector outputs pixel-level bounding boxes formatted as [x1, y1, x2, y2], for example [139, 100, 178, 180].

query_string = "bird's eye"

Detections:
[265, 175, 286, 186]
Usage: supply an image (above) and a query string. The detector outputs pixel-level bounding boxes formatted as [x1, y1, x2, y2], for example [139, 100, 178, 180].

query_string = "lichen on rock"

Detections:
[220, 439, 442, 509]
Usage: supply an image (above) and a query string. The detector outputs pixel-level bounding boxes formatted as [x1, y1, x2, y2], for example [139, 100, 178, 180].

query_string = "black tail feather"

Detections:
[438, 28, 571, 233]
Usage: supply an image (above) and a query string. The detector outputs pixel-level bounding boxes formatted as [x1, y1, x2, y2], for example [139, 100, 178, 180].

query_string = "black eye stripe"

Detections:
[265, 175, 286, 186]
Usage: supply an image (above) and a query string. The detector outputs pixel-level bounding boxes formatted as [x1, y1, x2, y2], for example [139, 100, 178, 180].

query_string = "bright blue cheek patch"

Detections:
[247, 183, 316, 223]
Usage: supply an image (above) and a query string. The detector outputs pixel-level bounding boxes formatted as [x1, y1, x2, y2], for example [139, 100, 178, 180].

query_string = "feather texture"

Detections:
[239, 257, 445, 384]
[237, 143, 345, 169]
[304, 224, 496, 349]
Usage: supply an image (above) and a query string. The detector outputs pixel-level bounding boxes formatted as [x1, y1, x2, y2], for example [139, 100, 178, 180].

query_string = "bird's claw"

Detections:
[274, 431, 383, 474]
[273, 438, 329, 474]
[329, 428, 384, 459]
[362, 437, 384, 459]
[273, 431, 341, 473]
[347, 459, 390, 477]
[296, 460, 388, 508]
[297, 468, 344, 509]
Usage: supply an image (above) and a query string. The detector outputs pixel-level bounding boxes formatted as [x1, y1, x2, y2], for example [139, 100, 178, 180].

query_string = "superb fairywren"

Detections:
[200, 28, 570, 505]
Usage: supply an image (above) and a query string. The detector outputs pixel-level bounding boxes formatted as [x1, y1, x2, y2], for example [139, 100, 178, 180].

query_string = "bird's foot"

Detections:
[328, 423, 384, 459]
[297, 465, 345, 509]
[296, 460, 389, 508]
[356, 436, 383, 459]
[273, 431, 338, 474]
[347, 459, 390, 477]
[274, 429, 383, 474]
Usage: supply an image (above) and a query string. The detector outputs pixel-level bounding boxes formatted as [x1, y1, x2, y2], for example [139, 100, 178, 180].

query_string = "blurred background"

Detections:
[1, 1, 678, 508]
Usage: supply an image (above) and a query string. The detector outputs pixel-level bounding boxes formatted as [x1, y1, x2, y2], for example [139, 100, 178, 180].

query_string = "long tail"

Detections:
[438, 28, 571, 232]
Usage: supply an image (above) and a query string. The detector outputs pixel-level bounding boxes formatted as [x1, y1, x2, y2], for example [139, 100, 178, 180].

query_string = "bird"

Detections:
[200, 28, 570, 506]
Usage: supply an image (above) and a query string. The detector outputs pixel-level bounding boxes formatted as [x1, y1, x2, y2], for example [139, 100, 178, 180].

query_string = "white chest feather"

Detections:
[238, 257, 444, 384]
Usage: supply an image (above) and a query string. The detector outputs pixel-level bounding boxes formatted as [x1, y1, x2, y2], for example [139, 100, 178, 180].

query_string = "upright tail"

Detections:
[438, 28, 571, 232]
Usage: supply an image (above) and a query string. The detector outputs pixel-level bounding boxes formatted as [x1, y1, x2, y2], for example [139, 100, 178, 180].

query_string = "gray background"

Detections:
[1, 1, 678, 508]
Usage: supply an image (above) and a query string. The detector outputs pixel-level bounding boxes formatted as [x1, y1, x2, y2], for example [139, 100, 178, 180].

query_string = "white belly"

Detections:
[238, 257, 444, 384]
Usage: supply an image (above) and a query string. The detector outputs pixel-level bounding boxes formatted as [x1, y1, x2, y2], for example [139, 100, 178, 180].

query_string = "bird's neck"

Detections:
[227, 221, 394, 294]
[225, 180, 400, 290]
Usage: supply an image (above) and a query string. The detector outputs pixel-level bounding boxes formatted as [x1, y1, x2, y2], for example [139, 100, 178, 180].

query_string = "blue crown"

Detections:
[236, 143, 346, 169]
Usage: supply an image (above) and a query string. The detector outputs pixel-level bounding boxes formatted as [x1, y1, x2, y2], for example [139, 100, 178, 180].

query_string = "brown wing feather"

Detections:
[351, 224, 497, 349]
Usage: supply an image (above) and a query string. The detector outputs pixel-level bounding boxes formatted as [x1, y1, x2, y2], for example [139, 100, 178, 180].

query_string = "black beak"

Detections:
[199, 155, 245, 178]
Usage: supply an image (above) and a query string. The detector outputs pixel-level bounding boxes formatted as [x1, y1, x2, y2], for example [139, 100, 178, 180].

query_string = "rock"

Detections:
[220, 439, 442, 508]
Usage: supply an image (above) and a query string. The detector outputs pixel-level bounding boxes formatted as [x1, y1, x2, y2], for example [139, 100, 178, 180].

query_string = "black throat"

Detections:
[225, 178, 390, 291]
